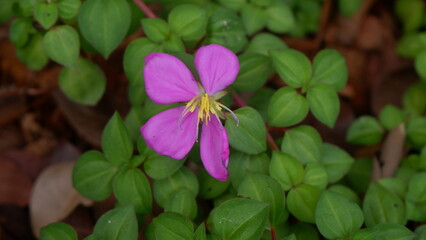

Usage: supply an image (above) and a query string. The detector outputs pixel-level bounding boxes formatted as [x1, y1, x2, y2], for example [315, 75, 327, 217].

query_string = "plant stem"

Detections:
[132, 0, 157, 18]
[271, 228, 276, 240]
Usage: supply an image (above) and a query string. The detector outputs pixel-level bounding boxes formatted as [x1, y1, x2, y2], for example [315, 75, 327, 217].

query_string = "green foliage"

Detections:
[311, 49, 348, 91]
[149, 212, 194, 240]
[233, 53, 273, 92]
[40, 223, 77, 240]
[93, 206, 138, 240]
[102, 112, 134, 164]
[169, 4, 207, 41]
[269, 151, 304, 191]
[270, 49, 311, 88]
[34, 2, 58, 30]
[43, 25, 80, 67]
[307, 83, 340, 127]
[287, 183, 320, 223]
[281, 125, 323, 164]
[143, 154, 185, 180]
[268, 87, 309, 127]
[346, 116, 384, 145]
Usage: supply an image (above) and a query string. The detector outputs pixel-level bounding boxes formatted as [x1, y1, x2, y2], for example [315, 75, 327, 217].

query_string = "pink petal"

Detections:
[200, 117, 229, 181]
[195, 44, 239, 95]
[144, 53, 200, 104]
[141, 106, 198, 160]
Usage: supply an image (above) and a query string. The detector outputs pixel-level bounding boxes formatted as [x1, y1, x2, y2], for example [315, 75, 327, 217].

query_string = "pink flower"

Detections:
[141, 44, 240, 181]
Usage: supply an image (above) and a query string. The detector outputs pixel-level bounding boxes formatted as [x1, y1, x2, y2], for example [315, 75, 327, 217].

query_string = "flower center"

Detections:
[185, 93, 222, 123]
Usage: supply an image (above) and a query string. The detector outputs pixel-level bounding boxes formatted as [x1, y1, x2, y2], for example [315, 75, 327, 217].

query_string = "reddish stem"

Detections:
[271, 227, 276, 240]
[133, 0, 156, 18]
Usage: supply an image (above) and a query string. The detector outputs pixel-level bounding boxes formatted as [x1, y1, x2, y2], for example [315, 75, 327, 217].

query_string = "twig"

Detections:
[133, 0, 156, 18]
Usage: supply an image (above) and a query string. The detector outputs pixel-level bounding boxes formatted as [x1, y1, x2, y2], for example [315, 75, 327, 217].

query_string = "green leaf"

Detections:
[78, 0, 131, 58]
[406, 116, 426, 148]
[328, 184, 360, 205]
[395, 0, 425, 32]
[225, 107, 267, 155]
[363, 183, 406, 227]
[93, 206, 138, 240]
[228, 151, 270, 188]
[57, 0, 81, 20]
[281, 125, 323, 164]
[43, 25, 80, 67]
[311, 49, 348, 91]
[379, 104, 404, 131]
[152, 212, 194, 240]
[270, 49, 312, 88]
[141, 18, 170, 43]
[347, 158, 373, 193]
[241, 4, 266, 35]
[34, 2, 58, 30]
[244, 33, 287, 56]
[287, 183, 320, 223]
[269, 151, 304, 191]
[207, 9, 248, 53]
[153, 167, 199, 207]
[233, 53, 273, 92]
[198, 169, 229, 199]
[0, 0, 15, 23]
[320, 143, 354, 183]
[378, 177, 407, 199]
[268, 87, 309, 127]
[303, 163, 328, 190]
[113, 168, 152, 215]
[16, 34, 49, 71]
[72, 151, 117, 201]
[102, 112, 133, 164]
[40, 222, 77, 240]
[144, 154, 185, 180]
[338, 0, 362, 17]
[406, 172, 426, 221]
[217, 0, 246, 11]
[397, 33, 426, 58]
[194, 224, 206, 240]
[415, 50, 426, 80]
[266, 2, 295, 33]
[164, 188, 197, 220]
[163, 32, 185, 52]
[373, 223, 415, 240]
[403, 82, 426, 116]
[289, 223, 320, 240]
[124, 106, 144, 142]
[346, 116, 384, 145]
[248, 88, 275, 121]
[168, 4, 207, 41]
[18, 0, 37, 17]
[238, 173, 287, 226]
[315, 191, 364, 239]
[10, 18, 31, 47]
[208, 198, 269, 240]
[58, 58, 106, 105]
[307, 83, 340, 127]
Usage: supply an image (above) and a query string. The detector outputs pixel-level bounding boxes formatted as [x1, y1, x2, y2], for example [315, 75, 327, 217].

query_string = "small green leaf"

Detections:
[315, 191, 364, 239]
[238, 173, 287, 226]
[152, 212, 194, 240]
[43, 25, 80, 67]
[406, 172, 426, 221]
[395, 0, 425, 32]
[241, 4, 266, 35]
[268, 87, 309, 127]
[113, 168, 152, 215]
[396, 33, 426, 58]
[346, 116, 384, 145]
[0, 0, 15, 22]
[58, 58, 106, 105]
[141, 18, 170, 43]
[194, 224, 206, 240]
[93, 206, 138, 240]
[102, 112, 133, 164]
[208, 198, 269, 240]
[311, 49, 348, 91]
[217, 0, 246, 11]
[374, 223, 415, 240]
[281, 125, 323, 164]
[228, 151, 270, 188]
[307, 83, 340, 128]
[406, 116, 426, 148]
[347, 158, 373, 193]
[169, 4, 207, 42]
[287, 183, 320, 223]
[320, 143, 354, 183]
[328, 184, 360, 205]
[16, 34, 49, 71]
[403, 82, 426, 116]
[57, 0, 81, 20]
[415, 50, 426, 80]
[164, 188, 197, 220]
[378, 177, 407, 199]
[379, 104, 404, 131]
[78, 0, 131, 58]
[303, 163, 328, 190]
[18, 0, 37, 17]
[34, 2, 58, 30]
[289, 223, 320, 240]
[233, 53, 273, 92]
[244, 33, 287, 56]
[198, 169, 229, 199]
[270, 49, 312, 88]
[248, 88, 275, 121]
[225, 107, 267, 155]
[144, 154, 185, 180]
[72, 151, 117, 201]
[40, 222, 77, 240]
[266, 2, 295, 33]
[163, 32, 185, 52]
[338, 0, 362, 17]
[10, 18, 31, 47]
[269, 151, 304, 191]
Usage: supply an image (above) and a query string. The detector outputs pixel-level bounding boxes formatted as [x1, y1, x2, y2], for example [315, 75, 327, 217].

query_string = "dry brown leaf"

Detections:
[381, 123, 406, 178]
[30, 161, 92, 238]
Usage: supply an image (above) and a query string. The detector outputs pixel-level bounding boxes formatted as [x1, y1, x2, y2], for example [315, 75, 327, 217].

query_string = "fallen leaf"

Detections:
[381, 123, 406, 178]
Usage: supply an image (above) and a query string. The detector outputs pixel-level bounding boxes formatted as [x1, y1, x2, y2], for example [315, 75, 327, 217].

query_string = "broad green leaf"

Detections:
[269, 151, 304, 191]
[397, 33, 426, 58]
[346, 116, 384, 145]
[153, 167, 199, 207]
[144, 154, 185, 180]
[34, 2, 58, 29]
[374, 223, 415, 240]
[153, 212, 194, 240]
[311, 49, 348, 91]
[78, 0, 131, 58]
[363, 183, 406, 227]
[18, 0, 37, 17]
[415, 50, 426, 80]
[406, 116, 426, 148]
[303, 163, 328, 190]
[72, 151, 117, 201]
[403, 82, 426, 116]
[194, 224, 206, 240]
[141, 18, 170, 43]
[406, 172, 426, 221]
[270, 49, 311, 88]
[395, 0, 424, 32]
[287, 184, 320, 223]
[57, 0, 81, 20]
[113, 168, 152, 215]
[164, 188, 197, 220]
[168, 4, 207, 41]
[93, 206, 138, 240]
[102, 112, 133, 164]
[58, 58, 106, 105]
[328, 184, 360, 205]
[379, 104, 404, 130]
[244, 33, 287, 56]
[163, 32, 185, 52]
[241, 4, 266, 35]
[10, 18, 31, 47]
[228, 151, 270, 188]
[0, 0, 15, 22]
[198, 169, 229, 199]
[208, 198, 269, 240]
[307, 83, 340, 127]
[233, 53, 272, 92]
[225, 107, 267, 155]
[43, 25, 79, 67]
[281, 125, 323, 164]
[315, 191, 364, 239]
[289, 223, 320, 240]
[347, 158, 373, 193]
[16, 34, 49, 70]
[217, 0, 246, 11]
[320, 143, 354, 183]
[40, 222, 77, 240]
[378, 177, 407, 199]
[266, 2, 295, 33]
[268, 87, 309, 127]
[238, 173, 288, 226]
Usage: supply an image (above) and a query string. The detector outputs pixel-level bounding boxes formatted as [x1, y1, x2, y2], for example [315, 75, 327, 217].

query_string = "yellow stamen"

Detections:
[185, 93, 223, 124]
